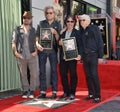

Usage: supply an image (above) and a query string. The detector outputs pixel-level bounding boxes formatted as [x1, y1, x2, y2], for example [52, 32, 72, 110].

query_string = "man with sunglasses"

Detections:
[36, 6, 61, 99]
[79, 14, 104, 103]
[59, 15, 82, 100]
[12, 11, 39, 99]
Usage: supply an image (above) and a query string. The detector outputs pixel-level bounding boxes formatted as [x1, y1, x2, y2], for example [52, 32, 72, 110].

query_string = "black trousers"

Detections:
[60, 60, 78, 95]
[82, 52, 101, 98]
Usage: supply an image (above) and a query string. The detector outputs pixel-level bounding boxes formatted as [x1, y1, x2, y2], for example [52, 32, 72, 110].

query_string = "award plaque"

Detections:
[40, 28, 53, 49]
[91, 17, 109, 58]
[62, 37, 78, 61]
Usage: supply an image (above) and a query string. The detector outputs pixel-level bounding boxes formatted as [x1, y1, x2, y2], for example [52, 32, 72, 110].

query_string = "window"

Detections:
[72, 1, 85, 15]
[72, 0, 101, 15]
[86, 5, 98, 15]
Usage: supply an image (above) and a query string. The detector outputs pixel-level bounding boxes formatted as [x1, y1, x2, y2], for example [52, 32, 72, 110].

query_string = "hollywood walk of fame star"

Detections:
[42, 30, 50, 39]
[98, 23, 104, 30]
[25, 99, 72, 108]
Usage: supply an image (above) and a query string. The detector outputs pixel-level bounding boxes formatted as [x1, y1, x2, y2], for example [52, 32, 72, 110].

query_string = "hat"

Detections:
[23, 11, 33, 18]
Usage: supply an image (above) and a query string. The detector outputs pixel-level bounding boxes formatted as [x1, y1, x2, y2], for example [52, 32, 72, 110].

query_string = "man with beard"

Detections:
[12, 11, 41, 99]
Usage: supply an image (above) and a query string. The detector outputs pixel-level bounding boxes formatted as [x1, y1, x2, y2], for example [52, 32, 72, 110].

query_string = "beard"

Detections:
[24, 22, 29, 25]
[23, 19, 30, 25]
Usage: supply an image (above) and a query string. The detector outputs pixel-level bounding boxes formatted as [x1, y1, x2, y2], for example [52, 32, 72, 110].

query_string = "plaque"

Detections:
[91, 17, 109, 58]
[62, 37, 78, 61]
[40, 28, 53, 49]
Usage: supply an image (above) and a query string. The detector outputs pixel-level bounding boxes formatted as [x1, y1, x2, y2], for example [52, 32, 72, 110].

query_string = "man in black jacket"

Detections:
[12, 11, 39, 99]
[79, 14, 104, 103]
[59, 15, 82, 100]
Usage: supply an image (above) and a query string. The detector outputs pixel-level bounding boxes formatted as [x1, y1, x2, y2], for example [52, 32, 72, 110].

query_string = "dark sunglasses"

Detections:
[46, 12, 53, 15]
[80, 19, 86, 22]
[23, 17, 31, 20]
[66, 20, 74, 23]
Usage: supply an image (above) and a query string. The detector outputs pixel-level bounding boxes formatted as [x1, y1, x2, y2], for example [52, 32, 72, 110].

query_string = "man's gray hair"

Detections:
[79, 14, 91, 20]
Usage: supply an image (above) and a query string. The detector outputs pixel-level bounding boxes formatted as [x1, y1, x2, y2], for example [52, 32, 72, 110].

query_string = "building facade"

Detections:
[112, 0, 120, 54]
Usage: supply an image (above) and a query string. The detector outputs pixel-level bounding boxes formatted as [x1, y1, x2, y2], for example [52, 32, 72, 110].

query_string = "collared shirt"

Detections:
[22, 30, 32, 59]
[17, 25, 32, 59]
[65, 31, 72, 38]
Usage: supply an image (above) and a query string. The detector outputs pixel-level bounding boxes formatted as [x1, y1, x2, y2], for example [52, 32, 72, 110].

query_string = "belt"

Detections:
[83, 51, 96, 54]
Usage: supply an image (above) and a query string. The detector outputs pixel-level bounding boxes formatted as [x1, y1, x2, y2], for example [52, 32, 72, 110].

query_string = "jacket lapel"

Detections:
[70, 28, 75, 37]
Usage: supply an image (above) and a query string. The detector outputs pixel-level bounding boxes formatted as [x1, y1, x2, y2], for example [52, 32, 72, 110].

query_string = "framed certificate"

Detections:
[62, 37, 78, 61]
[40, 28, 53, 49]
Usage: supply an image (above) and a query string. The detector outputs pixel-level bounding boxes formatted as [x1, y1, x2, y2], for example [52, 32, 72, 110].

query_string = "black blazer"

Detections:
[80, 25, 104, 58]
[59, 28, 82, 61]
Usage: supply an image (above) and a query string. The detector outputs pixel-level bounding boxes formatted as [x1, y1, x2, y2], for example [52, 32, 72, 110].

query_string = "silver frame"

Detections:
[62, 37, 78, 61]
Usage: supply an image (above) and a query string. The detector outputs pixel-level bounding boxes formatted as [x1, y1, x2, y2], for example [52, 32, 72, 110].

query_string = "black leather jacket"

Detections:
[59, 28, 82, 61]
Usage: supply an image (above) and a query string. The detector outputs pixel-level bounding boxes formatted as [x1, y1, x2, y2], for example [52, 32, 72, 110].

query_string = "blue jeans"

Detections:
[38, 50, 58, 92]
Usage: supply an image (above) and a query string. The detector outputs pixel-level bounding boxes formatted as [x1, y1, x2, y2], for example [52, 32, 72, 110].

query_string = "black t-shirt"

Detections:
[36, 20, 62, 52]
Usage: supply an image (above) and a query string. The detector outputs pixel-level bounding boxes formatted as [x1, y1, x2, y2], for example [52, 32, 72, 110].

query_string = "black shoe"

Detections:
[84, 95, 94, 100]
[69, 94, 75, 100]
[92, 98, 101, 103]
[38, 93, 46, 99]
[51, 93, 57, 99]
[59, 93, 69, 99]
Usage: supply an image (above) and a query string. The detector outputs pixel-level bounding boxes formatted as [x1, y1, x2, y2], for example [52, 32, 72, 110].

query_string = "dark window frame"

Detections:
[73, 0, 101, 14]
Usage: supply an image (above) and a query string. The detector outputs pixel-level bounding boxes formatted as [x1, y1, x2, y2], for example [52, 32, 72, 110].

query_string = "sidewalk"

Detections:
[0, 89, 120, 112]
[89, 95, 120, 112]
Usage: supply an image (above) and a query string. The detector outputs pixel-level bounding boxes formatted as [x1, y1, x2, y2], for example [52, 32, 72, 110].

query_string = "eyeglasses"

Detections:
[23, 17, 31, 20]
[80, 19, 86, 22]
[66, 20, 74, 23]
[46, 12, 53, 15]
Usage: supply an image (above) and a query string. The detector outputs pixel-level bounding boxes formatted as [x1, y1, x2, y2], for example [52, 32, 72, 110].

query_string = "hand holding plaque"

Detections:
[62, 37, 78, 61]
[40, 28, 53, 49]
